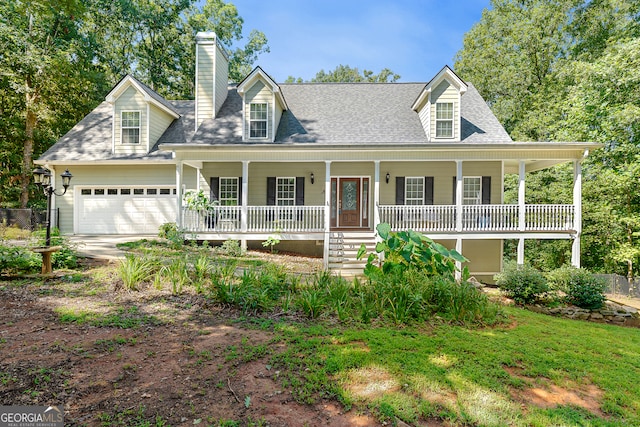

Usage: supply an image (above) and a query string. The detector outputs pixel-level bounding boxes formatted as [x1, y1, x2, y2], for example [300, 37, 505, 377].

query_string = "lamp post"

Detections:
[33, 167, 72, 247]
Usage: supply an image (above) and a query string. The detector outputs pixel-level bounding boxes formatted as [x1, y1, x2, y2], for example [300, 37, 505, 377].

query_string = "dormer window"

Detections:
[249, 103, 268, 138]
[121, 111, 141, 144]
[435, 103, 453, 138]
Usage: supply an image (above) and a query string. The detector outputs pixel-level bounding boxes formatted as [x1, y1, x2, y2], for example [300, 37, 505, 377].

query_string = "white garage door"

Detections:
[77, 187, 178, 234]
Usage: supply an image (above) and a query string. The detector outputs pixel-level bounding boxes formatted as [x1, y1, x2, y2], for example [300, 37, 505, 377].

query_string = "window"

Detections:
[81, 189, 91, 195]
[463, 177, 482, 205]
[219, 178, 239, 206]
[121, 111, 141, 144]
[276, 177, 296, 206]
[405, 177, 424, 205]
[249, 103, 268, 138]
[146, 189, 157, 195]
[133, 188, 144, 195]
[435, 103, 453, 138]
[121, 189, 131, 195]
[107, 189, 117, 195]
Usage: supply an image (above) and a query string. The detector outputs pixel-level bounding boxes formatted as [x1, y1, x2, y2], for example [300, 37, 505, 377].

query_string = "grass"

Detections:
[268, 308, 640, 426]
[56, 305, 161, 328]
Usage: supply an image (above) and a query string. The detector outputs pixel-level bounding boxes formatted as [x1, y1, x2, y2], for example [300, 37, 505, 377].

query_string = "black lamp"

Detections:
[33, 167, 73, 247]
[386, 172, 390, 184]
[310, 173, 315, 184]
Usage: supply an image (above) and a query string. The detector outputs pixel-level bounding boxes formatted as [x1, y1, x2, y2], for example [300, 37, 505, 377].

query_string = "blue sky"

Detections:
[229, 0, 491, 82]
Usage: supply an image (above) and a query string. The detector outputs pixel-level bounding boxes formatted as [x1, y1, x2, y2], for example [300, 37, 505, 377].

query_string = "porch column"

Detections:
[196, 165, 201, 192]
[571, 159, 582, 267]
[241, 161, 249, 251]
[176, 161, 183, 227]
[373, 161, 381, 231]
[455, 238, 463, 281]
[517, 160, 526, 265]
[323, 161, 332, 269]
[455, 161, 463, 232]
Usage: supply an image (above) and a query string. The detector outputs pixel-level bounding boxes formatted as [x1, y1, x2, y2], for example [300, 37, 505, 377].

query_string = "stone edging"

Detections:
[528, 301, 639, 325]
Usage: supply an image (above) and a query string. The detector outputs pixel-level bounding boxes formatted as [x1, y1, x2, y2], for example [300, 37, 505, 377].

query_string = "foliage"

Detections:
[285, 64, 400, 83]
[0, 244, 40, 274]
[546, 265, 607, 309]
[262, 235, 280, 253]
[157, 222, 185, 249]
[220, 239, 242, 257]
[183, 190, 217, 211]
[358, 223, 467, 281]
[117, 255, 157, 291]
[32, 228, 78, 269]
[455, 0, 640, 277]
[494, 262, 549, 305]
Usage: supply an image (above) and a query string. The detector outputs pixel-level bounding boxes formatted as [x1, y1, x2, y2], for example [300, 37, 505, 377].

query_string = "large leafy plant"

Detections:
[358, 223, 468, 280]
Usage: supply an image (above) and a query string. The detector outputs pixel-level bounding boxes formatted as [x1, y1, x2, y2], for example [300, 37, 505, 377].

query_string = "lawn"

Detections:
[1, 238, 640, 426]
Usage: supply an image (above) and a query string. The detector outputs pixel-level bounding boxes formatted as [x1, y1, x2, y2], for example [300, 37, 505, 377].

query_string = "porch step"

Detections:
[328, 232, 377, 277]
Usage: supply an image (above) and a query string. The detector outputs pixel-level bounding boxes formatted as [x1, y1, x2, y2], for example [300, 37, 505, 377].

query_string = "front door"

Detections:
[339, 178, 360, 227]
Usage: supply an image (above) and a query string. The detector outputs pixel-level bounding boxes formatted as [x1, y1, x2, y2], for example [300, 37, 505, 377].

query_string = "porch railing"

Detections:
[380, 204, 574, 233]
[181, 205, 325, 233]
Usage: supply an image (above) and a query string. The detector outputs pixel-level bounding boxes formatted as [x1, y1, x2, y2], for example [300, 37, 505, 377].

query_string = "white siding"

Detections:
[215, 46, 229, 115]
[430, 80, 459, 141]
[55, 165, 175, 234]
[244, 81, 273, 142]
[114, 86, 148, 155]
[149, 104, 175, 147]
[417, 99, 431, 141]
[196, 43, 215, 126]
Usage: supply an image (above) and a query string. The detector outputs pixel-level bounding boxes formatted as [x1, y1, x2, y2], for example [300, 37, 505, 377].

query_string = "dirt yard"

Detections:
[0, 258, 380, 427]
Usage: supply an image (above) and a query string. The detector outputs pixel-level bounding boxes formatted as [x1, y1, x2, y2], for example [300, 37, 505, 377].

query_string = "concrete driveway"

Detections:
[69, 235, 156, 260]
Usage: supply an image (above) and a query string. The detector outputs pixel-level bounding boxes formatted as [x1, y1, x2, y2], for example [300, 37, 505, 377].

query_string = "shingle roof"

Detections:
[121, 74, 181, 117]
[190, 82, 512, 145]
[39, 77, 512, 162]
[39, 101, 193, 161]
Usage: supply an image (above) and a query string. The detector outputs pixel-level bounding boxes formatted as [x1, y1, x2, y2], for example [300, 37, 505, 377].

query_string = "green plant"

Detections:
[117, 255, 156, 291]
[159, 257, 191, 295]
[297, 287, 325, 319]
[547, 266, 607, 309]
[220, 239, 242, 257]
[262, 235, 280, 253]
[0, 244, 40, 274]
[158, 222, 184, 248]
[358, 223, 467, 280]
[494, 262, 549, 305]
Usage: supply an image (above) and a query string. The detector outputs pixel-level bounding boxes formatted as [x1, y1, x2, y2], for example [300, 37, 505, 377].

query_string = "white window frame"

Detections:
[218, 177, 239, 206]
[405, 177, 425, 205]
[463, 176, 482, 205]
[249, 103, 268, 139]
[435, 102, 454, 138]
[121, 110, 141, 144]
[276, 177, 296, 206]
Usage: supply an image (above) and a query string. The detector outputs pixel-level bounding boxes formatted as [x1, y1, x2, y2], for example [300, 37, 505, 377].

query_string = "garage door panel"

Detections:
[77, 189, 177, 234]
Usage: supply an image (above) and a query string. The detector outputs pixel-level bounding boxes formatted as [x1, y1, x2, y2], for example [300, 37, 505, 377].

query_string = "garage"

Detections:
[76, 186, 178, 234]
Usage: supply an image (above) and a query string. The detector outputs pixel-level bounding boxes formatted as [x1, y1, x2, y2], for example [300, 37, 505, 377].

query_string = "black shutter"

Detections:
[452, 176, 457, 204]
[237, 177, 243, 206]
[395, 177, 405, 205]
[266, 177, 276, 205]
[295, 177, 305, 205]
[425, 176, 434, 205]
[210, 177, 219, 202]
[482, 176, 491, 204]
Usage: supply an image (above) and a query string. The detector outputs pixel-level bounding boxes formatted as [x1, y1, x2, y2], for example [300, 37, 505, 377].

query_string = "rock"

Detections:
[589, 313, 604, 320]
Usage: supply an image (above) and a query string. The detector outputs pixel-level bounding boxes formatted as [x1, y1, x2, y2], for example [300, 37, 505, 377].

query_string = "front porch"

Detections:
[181, 203, 576, 235]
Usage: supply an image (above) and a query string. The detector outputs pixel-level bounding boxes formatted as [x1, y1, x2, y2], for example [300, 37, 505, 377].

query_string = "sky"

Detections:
[228, 0, 491, 83]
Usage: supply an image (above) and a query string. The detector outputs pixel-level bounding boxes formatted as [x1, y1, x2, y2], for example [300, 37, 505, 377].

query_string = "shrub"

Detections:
[158, 222, 184, 248]
[494, 262, 549, 305]
[358, 223, 468, 281]
[547, 266, 607, 309]
[32, 228, 78, 269]
[220, 239, 242, 257]
[0, 244, 40, 274]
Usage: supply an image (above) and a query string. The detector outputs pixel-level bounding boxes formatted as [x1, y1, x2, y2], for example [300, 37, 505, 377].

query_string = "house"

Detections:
[36, 32, 599, 280]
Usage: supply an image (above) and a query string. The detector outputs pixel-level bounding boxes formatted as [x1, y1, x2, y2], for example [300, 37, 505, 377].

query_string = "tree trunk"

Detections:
[21, 90, 37, 208]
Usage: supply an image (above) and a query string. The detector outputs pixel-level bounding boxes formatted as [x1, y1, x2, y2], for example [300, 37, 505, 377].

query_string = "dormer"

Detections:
[412, 66, 467, 142]
[105, 75, 180, 155]
[236, 67, 288, 142]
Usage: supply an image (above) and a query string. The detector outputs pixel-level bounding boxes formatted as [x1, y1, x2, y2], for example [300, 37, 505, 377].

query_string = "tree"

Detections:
[285, 64, 400, 83]
[0, 0, 105, 207]
[455, 0, 640, 276]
